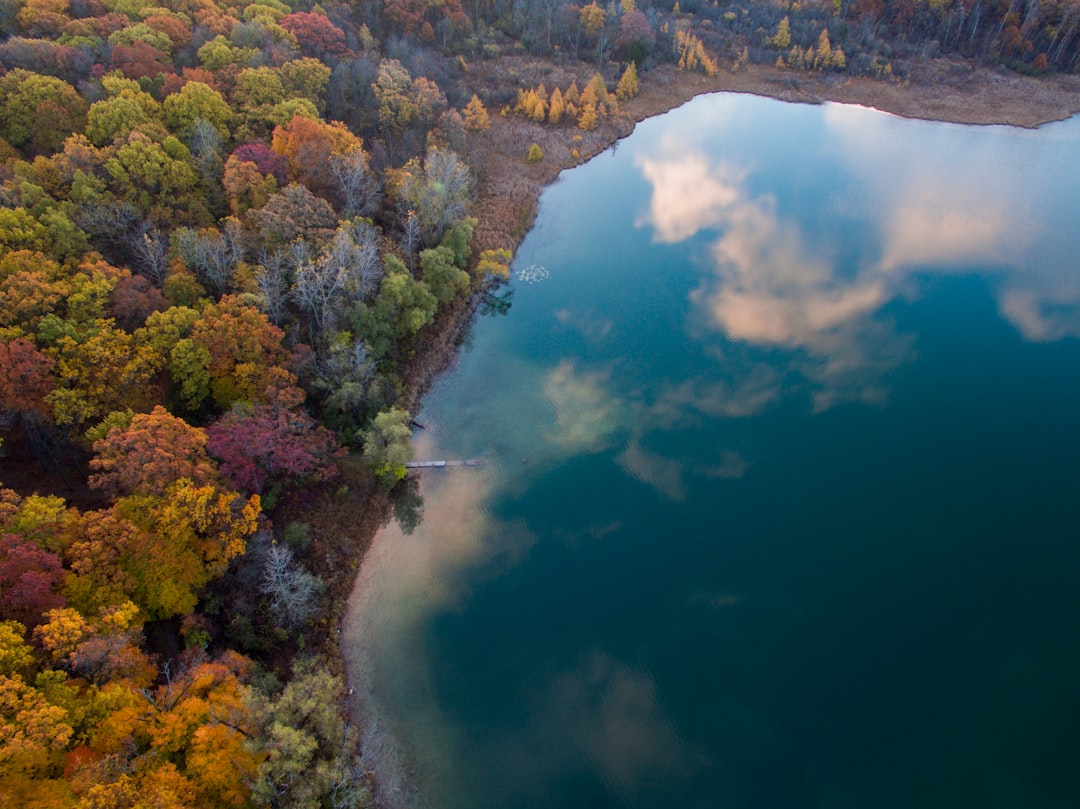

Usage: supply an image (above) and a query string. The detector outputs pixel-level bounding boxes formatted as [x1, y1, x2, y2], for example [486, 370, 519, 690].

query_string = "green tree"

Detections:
[105, 132, 200, 216]
[167, 338, 213, 411]
[108, 22, 175, 54]
[232, 67, 289, 139]
[268, 98, 320, 128]
[0, 211, 52, 255]
[249, 658, 370, 808]
[420, 244, 470, 304]
[135, 305, 200, 357]
[197, 35, 258, 71]
[85, 83, 165, 147]
[360, 406, 413, 485]
[163, 81, 233, 141]
[350, 256, 437, 362]
[278, 57, 332, 113]
[0, 70, 88, 156]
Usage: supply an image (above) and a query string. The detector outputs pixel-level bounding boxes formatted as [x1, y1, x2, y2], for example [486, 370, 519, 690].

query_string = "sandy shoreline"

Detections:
[342, 518, 423, 808]
[340, 61, 1080, 808]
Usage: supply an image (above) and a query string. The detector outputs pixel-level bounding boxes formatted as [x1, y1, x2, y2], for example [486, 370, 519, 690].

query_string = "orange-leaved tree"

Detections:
[89, 406, 220, 499]
[65, 482, 259, 620]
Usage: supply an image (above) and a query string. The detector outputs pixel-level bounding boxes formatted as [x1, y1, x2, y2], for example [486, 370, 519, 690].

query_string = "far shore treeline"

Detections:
[0, 0, 1077, 804]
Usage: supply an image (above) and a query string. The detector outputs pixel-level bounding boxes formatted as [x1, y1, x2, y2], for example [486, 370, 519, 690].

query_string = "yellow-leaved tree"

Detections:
[616, 62, 639, 100]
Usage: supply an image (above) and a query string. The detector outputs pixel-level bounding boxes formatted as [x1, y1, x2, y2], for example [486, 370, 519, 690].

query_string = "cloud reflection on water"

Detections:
[635, 105, 1080, 409]
[617, 435, 688, 501]
[346, 425, 704, 808]
[999, 284, 1080, 341]
[646, 372, 782, 427]
[536, 651, 702, 798]
[636, 153, 746, 243]
[823, 102, 1080, 342]
[636, 141, 913, 409]
[542, 360, 623, 454]
[416, 650, 700, 808]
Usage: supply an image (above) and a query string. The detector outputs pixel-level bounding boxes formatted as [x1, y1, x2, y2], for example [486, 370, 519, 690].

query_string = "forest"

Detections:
[0, 0, 1076, 803]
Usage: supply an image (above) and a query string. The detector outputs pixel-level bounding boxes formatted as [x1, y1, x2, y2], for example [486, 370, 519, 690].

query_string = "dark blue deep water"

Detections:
[346, 94, 1080, 809]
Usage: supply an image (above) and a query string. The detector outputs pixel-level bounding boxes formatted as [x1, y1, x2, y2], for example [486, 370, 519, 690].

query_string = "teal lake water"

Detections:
[344, 94, 1080, 809]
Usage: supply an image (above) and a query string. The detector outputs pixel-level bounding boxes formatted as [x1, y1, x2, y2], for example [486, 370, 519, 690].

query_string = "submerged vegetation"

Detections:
[0, 0, 1078, 801]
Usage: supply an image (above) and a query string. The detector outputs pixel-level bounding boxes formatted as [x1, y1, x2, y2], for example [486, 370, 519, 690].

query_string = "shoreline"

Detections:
[472, 59, 1080, 255]
[338, 60, 1080, 808]
[628, 61, 1080, 130]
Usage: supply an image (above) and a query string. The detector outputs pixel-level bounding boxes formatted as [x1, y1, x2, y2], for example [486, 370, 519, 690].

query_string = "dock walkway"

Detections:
[404, 459, 483, 469]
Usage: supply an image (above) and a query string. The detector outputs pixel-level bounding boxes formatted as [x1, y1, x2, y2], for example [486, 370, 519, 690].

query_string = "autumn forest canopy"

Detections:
[0, 0, 1076, 802]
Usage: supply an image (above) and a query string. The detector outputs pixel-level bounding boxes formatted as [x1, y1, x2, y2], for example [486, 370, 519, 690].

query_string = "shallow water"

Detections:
[345, 93, 1080, 809]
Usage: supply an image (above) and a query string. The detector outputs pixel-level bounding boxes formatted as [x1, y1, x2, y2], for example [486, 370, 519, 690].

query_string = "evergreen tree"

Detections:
[815, 29, 833, 70]
[463, 93, 490, 133]
[771, 16, 791, 50]
[616, 62, 639, 100]
[549, 87, 566, 124]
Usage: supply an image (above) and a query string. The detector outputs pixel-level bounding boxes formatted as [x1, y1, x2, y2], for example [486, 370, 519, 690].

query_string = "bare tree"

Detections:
[187, 118, 224, 184]
[399, 209, 421, 269]
[328, 724, 373, 809]
[291, 222, 382, 342]
[395, 146, 472, 247]
[132, 224, 170, 286]
[260, 542, 323, 630]
[329, 149, 381, 218]
[75, 199, 141, 262]
[329, 221, 381, 300]
[172, 219, 245, 295]
[254, 248, 293, 325]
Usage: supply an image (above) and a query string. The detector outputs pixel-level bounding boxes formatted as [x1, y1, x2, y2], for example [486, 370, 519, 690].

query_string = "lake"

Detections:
[343, 92, 1080, 809]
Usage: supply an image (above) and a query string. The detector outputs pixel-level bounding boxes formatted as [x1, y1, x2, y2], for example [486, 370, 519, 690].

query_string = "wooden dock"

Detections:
[404, 459, 483, 469]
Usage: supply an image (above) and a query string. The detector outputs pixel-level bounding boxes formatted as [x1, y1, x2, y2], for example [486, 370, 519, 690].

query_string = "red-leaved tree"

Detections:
[207, 385, 341, 495]
[279, 12, 351, 61]
[0, 338, 56, 418]
[0, 532, 67, 628]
